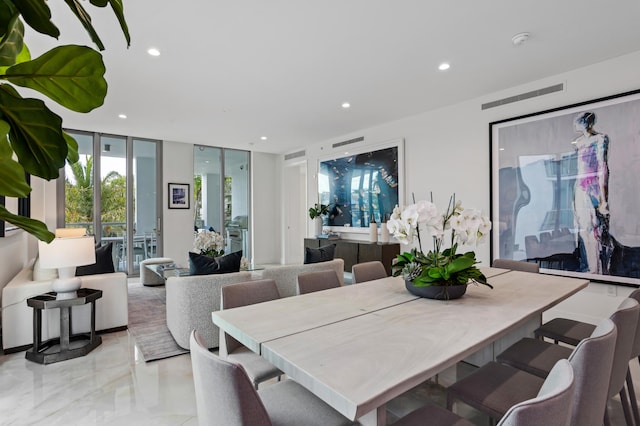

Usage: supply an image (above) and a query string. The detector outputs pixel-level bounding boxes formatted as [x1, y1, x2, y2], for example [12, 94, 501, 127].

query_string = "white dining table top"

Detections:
[211, 267, 588, 422]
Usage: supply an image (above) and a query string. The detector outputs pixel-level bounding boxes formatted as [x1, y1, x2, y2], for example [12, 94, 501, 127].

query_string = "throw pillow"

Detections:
[76, 242, 116, 276]
[189, 250, 243, 275]
[304, 243, 336, 264]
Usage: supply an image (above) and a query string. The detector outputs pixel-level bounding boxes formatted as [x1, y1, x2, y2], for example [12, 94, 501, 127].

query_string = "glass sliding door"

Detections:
[194, 146, 251, 260]
[61, 131, 161, 275]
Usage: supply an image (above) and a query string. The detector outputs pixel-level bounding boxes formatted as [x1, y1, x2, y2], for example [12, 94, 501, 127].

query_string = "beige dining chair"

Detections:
[534, 288, 640, 425]
[296, 269, 342, 295]
[446, 318, 617, 426]
[190, 330, 355, 426]
[492, 258, 540, 273]
[498, 297, 640, 425]
[351, 261, 387, 284]
[220, 279, 282, 389]
[394, 359, 575, 426]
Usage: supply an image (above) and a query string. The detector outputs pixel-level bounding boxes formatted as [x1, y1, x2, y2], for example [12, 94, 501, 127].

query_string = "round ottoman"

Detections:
[140, 257, 175, 286]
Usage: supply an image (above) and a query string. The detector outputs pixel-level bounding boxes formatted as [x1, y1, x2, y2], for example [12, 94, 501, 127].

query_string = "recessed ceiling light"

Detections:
[342, 102, 351, 109]
[438, 63, 450, 71]
[147, 48, 160, 56]
[260, 136, 268, 141]
[118, 114, 127, 119]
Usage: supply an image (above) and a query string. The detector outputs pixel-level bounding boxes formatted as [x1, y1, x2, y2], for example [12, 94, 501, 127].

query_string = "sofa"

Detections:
[166, 258, 344, 349]
[2, 258, 129, 353]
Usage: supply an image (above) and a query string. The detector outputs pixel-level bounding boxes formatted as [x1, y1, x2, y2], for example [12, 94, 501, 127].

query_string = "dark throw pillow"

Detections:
[76, 242, 115, 276]
[304, 243, 336, 264]
[189, 250, 243, 275]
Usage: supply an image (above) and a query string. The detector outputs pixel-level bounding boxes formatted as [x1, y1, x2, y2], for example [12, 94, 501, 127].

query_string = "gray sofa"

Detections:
[165, 258, 344, 349]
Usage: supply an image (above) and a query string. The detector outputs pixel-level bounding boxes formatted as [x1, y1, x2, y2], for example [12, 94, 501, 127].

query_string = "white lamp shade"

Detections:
[38, 236, 96, 269]
[55, 228, 87, 238]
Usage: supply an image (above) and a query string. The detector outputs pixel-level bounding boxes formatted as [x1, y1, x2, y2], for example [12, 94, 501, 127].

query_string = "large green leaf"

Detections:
[0, 204, 54, 242]
[12, 0, 59, 38]
[107, 0, 130, 47]
[64, 131, 79, 163]
[0, 14, 23, 66]
[0, 118, 29, 196]
[0, 84, 67, 179]
[0, 1, 18, 34]
[63, 0, 104, 51]
[0, 39, 29, 73]
[4, 45, 107, 112]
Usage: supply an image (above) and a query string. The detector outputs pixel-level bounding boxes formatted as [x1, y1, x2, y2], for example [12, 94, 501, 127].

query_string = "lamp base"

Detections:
[51, 276, 81, 300]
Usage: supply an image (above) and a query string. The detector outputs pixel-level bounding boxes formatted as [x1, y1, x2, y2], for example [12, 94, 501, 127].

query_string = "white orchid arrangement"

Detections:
[193, 229, 225, 258]
[388, 194, 493, 288]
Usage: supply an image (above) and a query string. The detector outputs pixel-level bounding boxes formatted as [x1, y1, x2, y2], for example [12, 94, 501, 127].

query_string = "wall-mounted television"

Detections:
[318, 140, 403, 229]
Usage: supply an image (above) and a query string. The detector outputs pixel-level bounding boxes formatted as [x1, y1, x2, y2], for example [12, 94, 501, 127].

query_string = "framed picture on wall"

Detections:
[490, 89, 640, 286]
[168, 183, 190, 209]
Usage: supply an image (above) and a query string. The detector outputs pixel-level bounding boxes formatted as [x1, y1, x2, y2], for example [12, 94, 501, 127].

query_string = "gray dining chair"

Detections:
[498, 297, 640, 425]
[351, 261, 387, 284]
[492, 258, 540, 273]
[296, 269, 342, 295]
[189, 330, 355, 426]
[395, 359, 575, 426]
[220, 279, 283, 389]
[446, 318, 617, 426]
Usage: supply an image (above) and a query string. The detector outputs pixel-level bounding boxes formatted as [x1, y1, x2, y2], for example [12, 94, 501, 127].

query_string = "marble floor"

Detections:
[1, 315, 637, 425]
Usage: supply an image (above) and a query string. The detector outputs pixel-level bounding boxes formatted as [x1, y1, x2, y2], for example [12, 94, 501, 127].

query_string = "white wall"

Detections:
[162, 140, 195, 266]
[251, 152, 281, 264]
[299, 49, 640, 325]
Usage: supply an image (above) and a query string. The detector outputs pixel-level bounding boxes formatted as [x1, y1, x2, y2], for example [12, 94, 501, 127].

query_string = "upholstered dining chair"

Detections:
[394, 359, 575, 426]
[296, 269, 342, 295]
[220, 279, 282, 389]
[499, 296, 640, 426]
[491, 258, 540, 273]
[446, 318, 617, 426]
[351, 261, 387, 284]
[189, 330, 355, 426]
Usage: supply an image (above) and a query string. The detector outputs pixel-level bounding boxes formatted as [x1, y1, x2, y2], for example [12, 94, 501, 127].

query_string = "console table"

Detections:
[304, 238, 400, 275]
[26, 288, 103, 364]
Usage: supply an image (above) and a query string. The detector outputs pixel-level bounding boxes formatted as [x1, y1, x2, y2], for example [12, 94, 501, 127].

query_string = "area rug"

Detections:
[127, 282, 189, 362]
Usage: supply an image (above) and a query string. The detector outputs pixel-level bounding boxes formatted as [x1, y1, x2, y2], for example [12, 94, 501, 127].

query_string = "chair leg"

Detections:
[627, 369, 640, 426]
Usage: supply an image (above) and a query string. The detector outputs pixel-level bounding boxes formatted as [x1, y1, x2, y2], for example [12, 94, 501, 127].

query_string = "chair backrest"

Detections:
[566, 318, 617, 426]
[606, 298, 640, 399]
[189, 330, 272, 426]
[492, 258, 540, 273]
[351, 261, 387, 284]
[296, 269, 342, 295]
[628, 289, 640, 358]
[497, 359, 575, 426]
[220, 279, 280, 355]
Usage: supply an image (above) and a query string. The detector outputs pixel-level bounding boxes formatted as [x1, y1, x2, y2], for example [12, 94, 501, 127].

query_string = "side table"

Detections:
[26, 288, 103, 364]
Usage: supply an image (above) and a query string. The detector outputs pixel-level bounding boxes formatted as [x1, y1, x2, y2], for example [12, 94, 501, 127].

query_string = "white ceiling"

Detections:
[22, 0, 640, 155]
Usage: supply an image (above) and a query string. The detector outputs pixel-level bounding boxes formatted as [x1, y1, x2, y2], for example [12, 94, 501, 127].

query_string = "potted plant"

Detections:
[309, 203, 329, 236]
[387, 194, 493, 299]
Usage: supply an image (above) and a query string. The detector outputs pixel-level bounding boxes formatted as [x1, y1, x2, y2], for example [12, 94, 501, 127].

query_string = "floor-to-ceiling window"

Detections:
[59, 131, 162, 275]
[194, 146, 250, 259]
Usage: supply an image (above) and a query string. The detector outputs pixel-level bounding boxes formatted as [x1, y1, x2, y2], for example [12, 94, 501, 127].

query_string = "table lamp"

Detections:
[37, 235, 96, 300]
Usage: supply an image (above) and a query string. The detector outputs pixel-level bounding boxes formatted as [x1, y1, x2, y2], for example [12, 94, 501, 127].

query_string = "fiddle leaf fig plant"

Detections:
[0, 0, 130, 242]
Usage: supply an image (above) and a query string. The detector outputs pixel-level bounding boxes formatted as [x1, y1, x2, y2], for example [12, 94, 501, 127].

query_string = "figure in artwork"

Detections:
[571, 111, 613, 274]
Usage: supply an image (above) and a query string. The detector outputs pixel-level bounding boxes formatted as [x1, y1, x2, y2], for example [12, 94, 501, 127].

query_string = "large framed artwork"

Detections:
[490, 89, 640, 285]
[318, 139, 404, 231]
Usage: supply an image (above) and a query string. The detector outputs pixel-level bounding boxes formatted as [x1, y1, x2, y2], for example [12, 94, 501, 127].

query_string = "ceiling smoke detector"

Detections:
[511, 32, 530, 46]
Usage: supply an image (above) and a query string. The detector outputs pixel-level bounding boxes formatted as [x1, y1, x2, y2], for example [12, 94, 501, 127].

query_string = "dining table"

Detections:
[211, 267, 588, 425]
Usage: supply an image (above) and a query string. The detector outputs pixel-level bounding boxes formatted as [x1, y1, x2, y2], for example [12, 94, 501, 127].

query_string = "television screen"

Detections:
[318, 146, 399, 228]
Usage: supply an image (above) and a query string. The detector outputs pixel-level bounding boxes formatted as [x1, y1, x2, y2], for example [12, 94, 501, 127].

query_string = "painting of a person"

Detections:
[571, 111, 613, 274]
